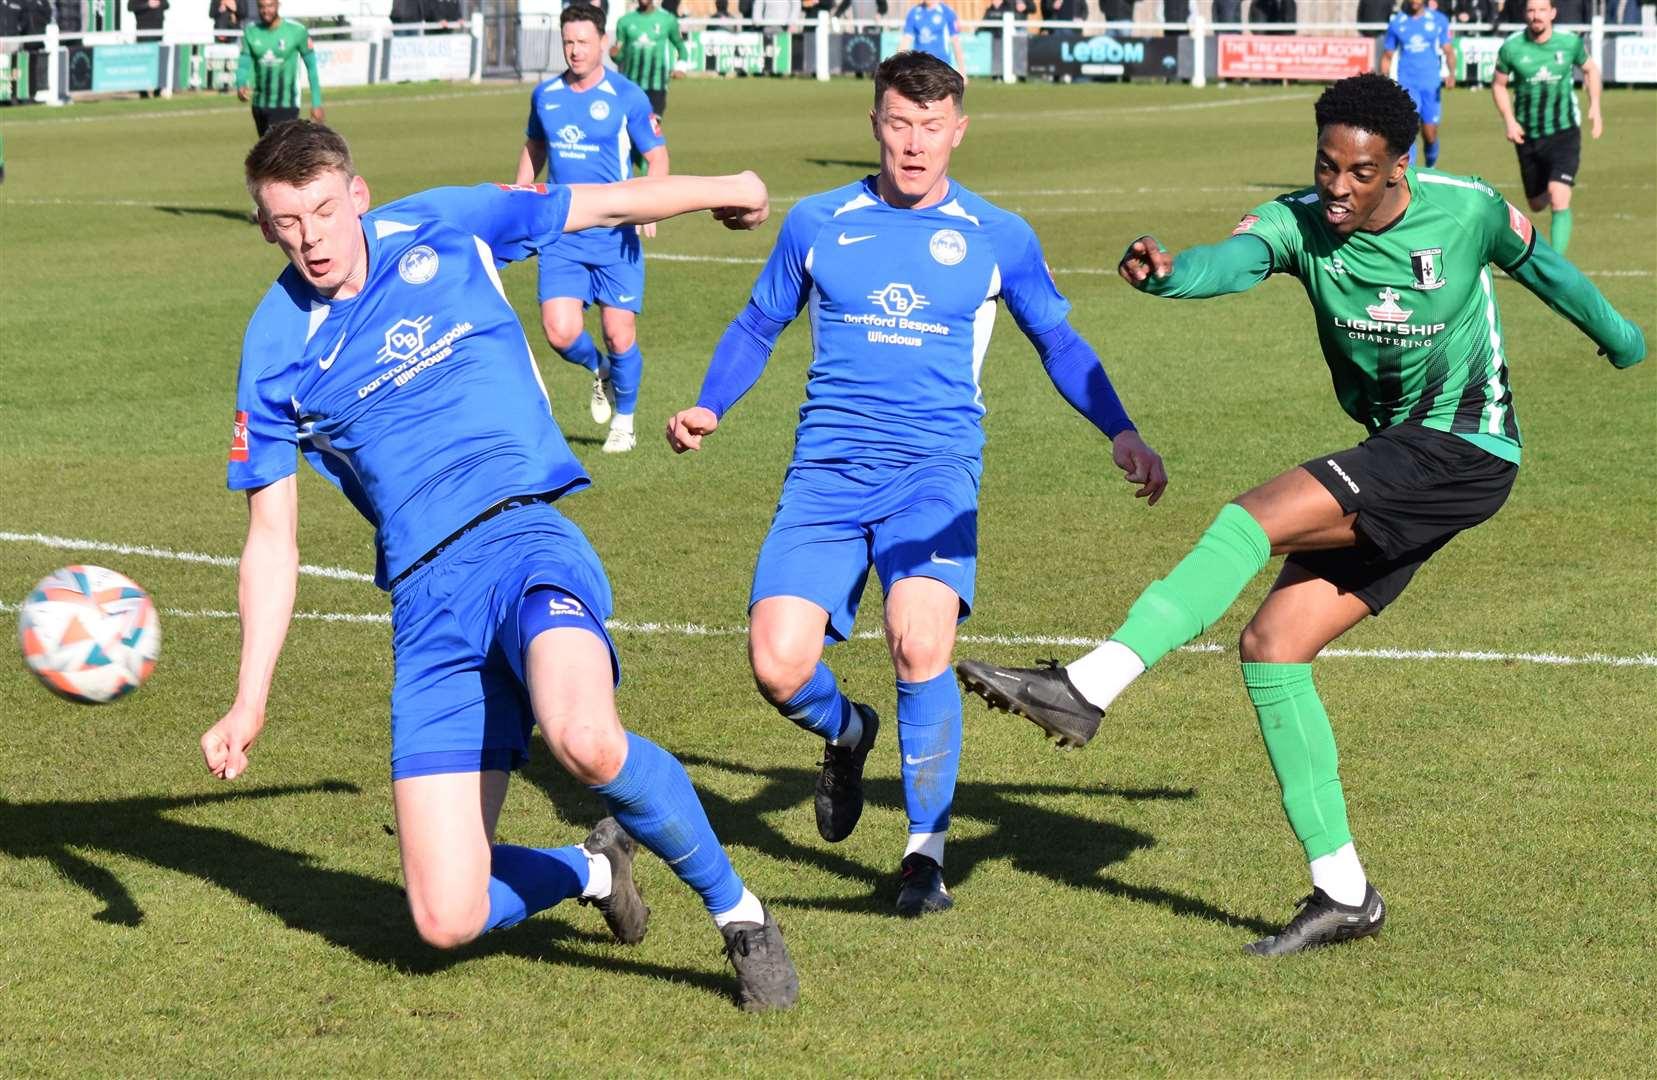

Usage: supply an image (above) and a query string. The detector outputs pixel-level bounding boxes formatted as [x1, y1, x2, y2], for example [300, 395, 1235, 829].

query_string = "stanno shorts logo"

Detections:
[929, 228, 967, 266]
[1408, 247, 1446, 291]
[588, 99, 610, 121]
[398, 245, 440, 285]
[228, 410, 250, 463]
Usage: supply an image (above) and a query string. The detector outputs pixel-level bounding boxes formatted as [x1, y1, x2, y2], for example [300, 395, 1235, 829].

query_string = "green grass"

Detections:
[2, 78, 1654, 1076]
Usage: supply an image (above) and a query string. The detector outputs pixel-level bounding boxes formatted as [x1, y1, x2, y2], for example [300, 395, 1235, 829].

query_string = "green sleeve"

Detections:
[669, 18, 686, 61]
[1495, 40, 1514, 76]
[302, 36, 322, 108]
[236, 34, 254, 89]
[1135, 233, 1275, 300]
[1509, 238, 1646, 369]
[1573, 34, 1589, 66]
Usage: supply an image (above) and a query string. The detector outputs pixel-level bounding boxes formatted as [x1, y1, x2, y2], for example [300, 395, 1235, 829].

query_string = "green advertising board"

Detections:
[92, 43, 161, 93]
[683, 30, 793, 75]
[878, 31, 995, 78]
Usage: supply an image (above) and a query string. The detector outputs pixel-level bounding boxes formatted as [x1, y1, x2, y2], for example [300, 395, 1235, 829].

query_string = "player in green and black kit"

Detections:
[612, 0, 685, 121]
[957, 74, 1645, 957]
[236, 0, 324, 137]
[1492, 0, 1603, 255]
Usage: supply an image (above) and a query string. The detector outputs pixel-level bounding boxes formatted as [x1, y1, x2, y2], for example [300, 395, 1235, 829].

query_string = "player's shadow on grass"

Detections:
[804, 157, 880, 170]
[523, 752, 1275, 936]
[155, 205, 256, 223]
[0, 783, 736, 1001]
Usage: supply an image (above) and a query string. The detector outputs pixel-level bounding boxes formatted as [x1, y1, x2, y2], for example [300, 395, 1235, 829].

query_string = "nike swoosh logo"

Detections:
[904, 751, 951, 766]
[838, 232, 876, 246]
[616, 294, 636, 302]
[929, 551, 962, 567]
[318, 331, 348, 371]
[542, 103, 560, 110]
[666, 843, 701, 866]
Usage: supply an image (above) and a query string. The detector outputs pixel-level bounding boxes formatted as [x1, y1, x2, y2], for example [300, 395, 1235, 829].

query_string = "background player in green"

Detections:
[236, 0, 324, 137]
[1491, 0, 1603, 256]
[612, 0, 685, 122]
[958, 73, 1645, 957]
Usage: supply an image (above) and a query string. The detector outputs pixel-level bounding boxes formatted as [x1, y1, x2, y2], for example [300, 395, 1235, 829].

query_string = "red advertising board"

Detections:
[1217, 36, 1375, 81]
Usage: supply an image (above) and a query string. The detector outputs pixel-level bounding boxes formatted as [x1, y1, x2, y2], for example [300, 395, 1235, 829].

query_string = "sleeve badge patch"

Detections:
[1232, 214, 1261, 235]
[229, 410, 250, 463]
[1507, 202, 1534, 244]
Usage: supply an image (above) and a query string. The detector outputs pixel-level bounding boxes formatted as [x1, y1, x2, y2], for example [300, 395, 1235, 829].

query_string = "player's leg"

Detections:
[749, 480, 881, 842]
[598, 304, 640, 453]
[1543, 129, 1580, 255]
[594, 252, 646, 452]
[536, 251, 608, 421]
[1234, 559, 1389, 957]
[1417, 85, 1442, 168]
[871, 462, 976, 915]
[959, 464, 1354, 746]
[518, 596, 798, 1009]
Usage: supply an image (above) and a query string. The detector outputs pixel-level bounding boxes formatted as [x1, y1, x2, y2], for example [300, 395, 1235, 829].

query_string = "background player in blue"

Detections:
[1381, 0, 1456, 167]
[901, 0, 968, 76]
[203, 121, 797, 1011]
[516, 3, 666, 454]
[665, 53, 1167, 917]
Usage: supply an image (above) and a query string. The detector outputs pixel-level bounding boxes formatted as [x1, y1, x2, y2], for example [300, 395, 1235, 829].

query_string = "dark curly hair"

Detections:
[1314, 73, 1420, 159]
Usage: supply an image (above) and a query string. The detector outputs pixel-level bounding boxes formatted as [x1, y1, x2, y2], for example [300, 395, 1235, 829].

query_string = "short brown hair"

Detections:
[561, 3, 605, 34]
[244, 120, 355, 196]
[874, 51, 964, 112]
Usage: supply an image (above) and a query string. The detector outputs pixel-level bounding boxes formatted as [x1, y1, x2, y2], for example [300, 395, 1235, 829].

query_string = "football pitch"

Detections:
[1, 77, 1654, 1075]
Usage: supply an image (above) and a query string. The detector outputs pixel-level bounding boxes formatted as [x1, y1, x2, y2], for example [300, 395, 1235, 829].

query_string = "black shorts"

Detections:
[252, 106, 300, 137]
[1292, 424, 1518, 615]
[1515, 126, 1581, 201]
[645, 89, 668, 117]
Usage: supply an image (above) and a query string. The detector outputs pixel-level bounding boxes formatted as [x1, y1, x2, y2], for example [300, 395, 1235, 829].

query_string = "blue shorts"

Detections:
[388, 502, 618, 780]
[1403, 82, 1442, 126]
[749, 458, 979, 643]
[537, 237, 645, 313]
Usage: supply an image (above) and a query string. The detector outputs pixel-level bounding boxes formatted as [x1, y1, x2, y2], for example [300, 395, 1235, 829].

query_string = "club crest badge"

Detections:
[1408, 247, 1446, 291]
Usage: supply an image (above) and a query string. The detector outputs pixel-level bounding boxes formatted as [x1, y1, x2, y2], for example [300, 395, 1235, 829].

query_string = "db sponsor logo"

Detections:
[398, 245, 440, 285]
[377, 316, 434, 365]
[868, 283, 929, 317]
[228, 410, 250, 463]
[557, 123, 586, 145]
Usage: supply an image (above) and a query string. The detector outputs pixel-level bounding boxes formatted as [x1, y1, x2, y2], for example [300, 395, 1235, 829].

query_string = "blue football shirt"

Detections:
[903, 3, 959, 64]
[524, 72, 664, 263]
[746, 176, 1071, 476]
[1384, 9, 1452, 87]
[227, 183, 590, 590]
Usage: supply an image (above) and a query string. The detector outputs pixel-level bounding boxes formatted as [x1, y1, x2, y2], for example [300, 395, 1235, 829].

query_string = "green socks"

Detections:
[1551, 208, 1573, 257]
[1112, 503, 1272, 667]
[1243, 662, 1352, 862]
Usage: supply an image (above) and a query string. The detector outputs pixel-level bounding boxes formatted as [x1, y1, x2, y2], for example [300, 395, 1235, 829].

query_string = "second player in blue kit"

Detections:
[517, 3, 665, 453]
[1381, 0, 1456, 167]
[667, 53, 1168, 916]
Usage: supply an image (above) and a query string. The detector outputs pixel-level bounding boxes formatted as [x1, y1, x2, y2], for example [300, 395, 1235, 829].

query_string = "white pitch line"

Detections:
[0, 530, 375, 584]
[4, 531, 1654, 668]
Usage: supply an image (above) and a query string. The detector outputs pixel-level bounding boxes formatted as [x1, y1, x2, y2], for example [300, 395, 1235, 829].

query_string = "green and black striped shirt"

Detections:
[614, 8, 685, 93]
[1497, 30, 1587, 140]
[237, 18, 323, 110]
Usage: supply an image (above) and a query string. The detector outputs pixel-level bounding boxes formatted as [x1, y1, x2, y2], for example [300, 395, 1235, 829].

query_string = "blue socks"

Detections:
[779, 661, 854, 740]
[896, 671, 963, 837]
[558, 330, 602, 373]
[594, 731, 745, 916]
[607, 344, 643, 415]
[482, 843, 588, 933]
[1424, 139, 1439, 167]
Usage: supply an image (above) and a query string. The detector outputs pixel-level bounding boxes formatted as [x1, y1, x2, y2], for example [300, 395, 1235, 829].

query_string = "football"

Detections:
[18, 565, 162, 704]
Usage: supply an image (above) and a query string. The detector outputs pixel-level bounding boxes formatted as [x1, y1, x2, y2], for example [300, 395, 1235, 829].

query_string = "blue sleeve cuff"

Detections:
[694, 302, 790, 418]
[1030, 321, 1134, 439]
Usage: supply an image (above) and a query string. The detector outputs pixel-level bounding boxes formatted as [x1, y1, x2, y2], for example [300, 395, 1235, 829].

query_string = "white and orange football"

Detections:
[18, 565, 161, 704]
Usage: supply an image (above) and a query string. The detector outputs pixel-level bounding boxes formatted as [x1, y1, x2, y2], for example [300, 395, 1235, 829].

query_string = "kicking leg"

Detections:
[750, 595, 877, 842]
[885, 575, 962, 917]
[600, 305, 641, 453]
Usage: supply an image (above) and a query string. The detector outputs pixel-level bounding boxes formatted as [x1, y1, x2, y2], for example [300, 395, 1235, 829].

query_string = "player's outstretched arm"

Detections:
[1508, 239, 1646, 369]
[1120, 232, 1272, 299]
[667, 301, 791, 453]
[201, 475, 299, 781]
[565, 171, 768, 233]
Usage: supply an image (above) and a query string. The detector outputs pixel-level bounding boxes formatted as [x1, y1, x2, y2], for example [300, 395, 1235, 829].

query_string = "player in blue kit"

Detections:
[201, 121, 797, 1011]
[1381, 0, 1456, 167]
[516, 3, 665, 453]
[666, 53, 1167, 916]
[901, 0, 967, 75]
